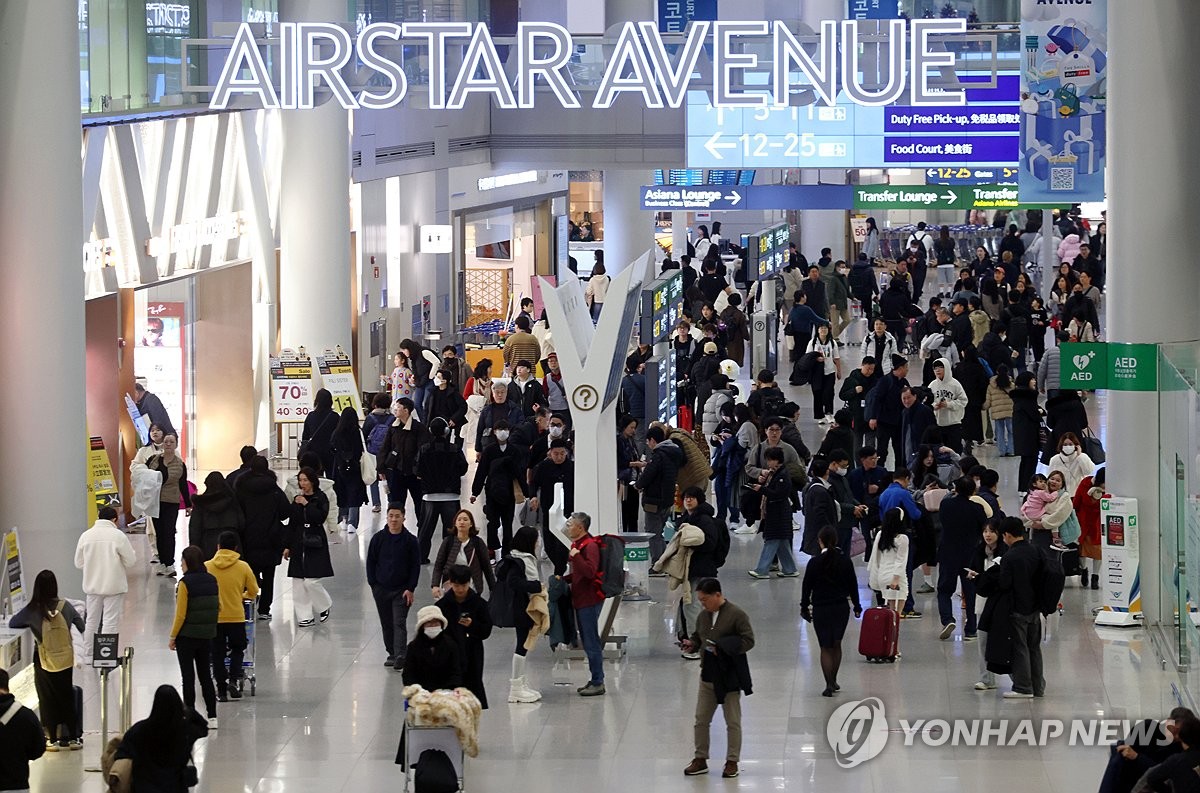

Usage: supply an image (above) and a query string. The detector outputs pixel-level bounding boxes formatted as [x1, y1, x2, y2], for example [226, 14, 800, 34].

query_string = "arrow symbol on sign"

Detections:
[724, 190, 743, 206]
[927, 169, 937, 179]
[705, 132, 736, 161]
[941, 191, 957, 205]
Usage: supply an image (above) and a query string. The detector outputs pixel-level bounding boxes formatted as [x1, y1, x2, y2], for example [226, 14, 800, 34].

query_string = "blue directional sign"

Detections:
[686, 75, 1021, 170]
[640, 184, 854, 211]
[925, 166, 1020, 186]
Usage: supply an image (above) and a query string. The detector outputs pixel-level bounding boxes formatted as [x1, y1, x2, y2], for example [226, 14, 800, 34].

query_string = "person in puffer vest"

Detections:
[170, 545, 220, 728]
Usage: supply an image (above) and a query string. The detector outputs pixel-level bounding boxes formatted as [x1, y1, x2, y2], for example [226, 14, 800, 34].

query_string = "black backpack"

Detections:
[791, 351, 821, 386]
[759, 389, 786, 420]
[711, 519, 731, 569]
[488, 557, 518, 628]
[594, 535, 627, 597]
[413, 749, 458, 793]
[1034, 548, 1067, 616]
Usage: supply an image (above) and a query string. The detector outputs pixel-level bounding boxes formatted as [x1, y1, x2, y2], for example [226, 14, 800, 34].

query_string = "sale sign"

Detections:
[317, 348, 362, 416]
[270, 350, 313, 423]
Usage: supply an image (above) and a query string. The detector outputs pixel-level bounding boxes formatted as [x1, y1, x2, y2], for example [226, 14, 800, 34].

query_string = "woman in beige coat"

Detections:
[982, 366, 1015, 457]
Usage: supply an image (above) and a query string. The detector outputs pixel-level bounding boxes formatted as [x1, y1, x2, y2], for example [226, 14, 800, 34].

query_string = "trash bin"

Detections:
[621, 532, 654, 601]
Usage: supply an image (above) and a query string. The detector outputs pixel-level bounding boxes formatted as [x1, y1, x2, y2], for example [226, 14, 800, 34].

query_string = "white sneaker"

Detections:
[207, 717, 219, 730]
[1002, 691, 1033, 699]
[162, 565, 177, 578]
[734, 524, 757, 535]
[974, 681, 997, 691]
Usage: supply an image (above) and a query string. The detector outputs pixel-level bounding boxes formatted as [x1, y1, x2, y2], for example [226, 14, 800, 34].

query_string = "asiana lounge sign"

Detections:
[211, 19, 975, 111]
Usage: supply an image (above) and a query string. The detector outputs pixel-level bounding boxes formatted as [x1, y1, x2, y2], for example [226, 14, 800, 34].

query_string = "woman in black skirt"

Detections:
[801, 526, 863, 697]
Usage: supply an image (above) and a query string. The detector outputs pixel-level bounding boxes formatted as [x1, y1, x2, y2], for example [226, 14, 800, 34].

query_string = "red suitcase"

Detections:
[858, 606, 900, 663]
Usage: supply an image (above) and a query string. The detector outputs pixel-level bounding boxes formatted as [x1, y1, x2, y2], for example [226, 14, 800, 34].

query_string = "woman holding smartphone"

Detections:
[967, 518, 1006, 691]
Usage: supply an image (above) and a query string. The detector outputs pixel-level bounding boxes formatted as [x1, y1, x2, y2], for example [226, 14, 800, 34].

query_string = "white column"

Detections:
[278, 0, 353, 354]
[1105, 1, 1200, 625]
[0, 3, 88, 589]
[799, 172, 847, 262]
[671, 213, 689, 261]
[602, 169, 655, 275]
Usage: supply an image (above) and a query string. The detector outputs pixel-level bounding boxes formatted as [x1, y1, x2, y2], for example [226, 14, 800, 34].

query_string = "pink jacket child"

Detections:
[1020, 487, 1060, 522]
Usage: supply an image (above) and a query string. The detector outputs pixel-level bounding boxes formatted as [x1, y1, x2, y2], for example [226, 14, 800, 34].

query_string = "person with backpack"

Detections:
[676, 487, 729, 658]
[563, 512, 606, 697]
[8, 570, 85, 749]
[113, 684, 209, 793]
[0, 665, 46, 788]
[362, 393, 392, 512]
[746, 370, 784, 422]
[499, 526, 545, 704]
[637, 425, 684, 566]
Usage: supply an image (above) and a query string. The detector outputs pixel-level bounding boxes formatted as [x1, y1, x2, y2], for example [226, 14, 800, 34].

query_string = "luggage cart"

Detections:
[224, 598, 258, 696]
[402, 715, 465, 792]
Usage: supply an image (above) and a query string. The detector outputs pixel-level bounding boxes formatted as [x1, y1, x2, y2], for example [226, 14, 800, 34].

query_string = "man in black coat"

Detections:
[380, 398, 430, 523]
[435, 566, 494, 708]
[134, 382, 176, 437]
[899, 386, 937, 466]
[801, 265, 828, 317]
[470, 419, 528, 552]
[638, 425, 684, 564]
[678, 487, 725, 652]
[935, 478, 988, 641]
[1043, 390, 1089, 464]
[866, 356, 910, 467]
[995, 518, 1045, 698]
[949, 299, 974, 353]
[800, 460, 838, 556]
[528, 440, 575, 575]
[234, 457, 291, 619]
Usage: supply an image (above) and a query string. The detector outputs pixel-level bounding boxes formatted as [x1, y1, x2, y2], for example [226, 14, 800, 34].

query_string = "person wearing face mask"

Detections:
[1047, 433, 1096, 494]
[470, 419, 528, 554]
[434, 565, 494, 708]
[826, 450, 867, 554]
[423, 367, 468, 445]
[401, 606, 464, 692]
[826, 260, 852, 342]
[414, 418, 469, 565]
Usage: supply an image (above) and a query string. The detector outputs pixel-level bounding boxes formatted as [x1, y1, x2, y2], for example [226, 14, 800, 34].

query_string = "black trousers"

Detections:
[811, 370, 835, 420]
[175, 636, 217, 718]
[251, 562, 277, 615]
[875, 422, 903, 467]
[1018, 452, 1039, 493]
[941, 423, 963, 453]
[620, 484, 640, 533]
[212, 622, 249, 692]
[32, 655, 76, 741]
[484, 498, 515, 552]
[386, 472, 424, 522]
[541, 508, 569, 576]
[156, 501, 180, 568]
[417, 500, 460, 563]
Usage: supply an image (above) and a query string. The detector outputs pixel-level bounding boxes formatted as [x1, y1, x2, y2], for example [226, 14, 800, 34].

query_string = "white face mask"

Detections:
[423, 626, 443, 639]
[1062, 444, 1076, 455]
[495, 430, 510, 442]
[433, 376, 445, 387]
[548, 426, 564, 439]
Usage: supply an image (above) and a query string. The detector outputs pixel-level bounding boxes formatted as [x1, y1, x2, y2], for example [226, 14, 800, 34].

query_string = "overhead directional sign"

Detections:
[640, 184, 853, 211]
[852, 184, 1059, 211]
[925, 166, 1019, 186]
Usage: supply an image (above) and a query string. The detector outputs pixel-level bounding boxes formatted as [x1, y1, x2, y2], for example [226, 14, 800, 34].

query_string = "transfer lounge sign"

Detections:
[1060, 343, 1158, 392]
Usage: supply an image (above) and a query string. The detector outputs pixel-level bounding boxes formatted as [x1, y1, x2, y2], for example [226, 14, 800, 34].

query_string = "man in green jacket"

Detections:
[828, 260, 853, 342]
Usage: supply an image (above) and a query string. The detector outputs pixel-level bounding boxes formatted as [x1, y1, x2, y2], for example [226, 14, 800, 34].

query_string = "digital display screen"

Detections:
[640, 270, 685, 345]
[686, 75, 1021, 169]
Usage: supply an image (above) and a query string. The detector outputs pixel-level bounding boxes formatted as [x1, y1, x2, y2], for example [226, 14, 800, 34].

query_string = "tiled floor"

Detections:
[28, 322, 1178, 792]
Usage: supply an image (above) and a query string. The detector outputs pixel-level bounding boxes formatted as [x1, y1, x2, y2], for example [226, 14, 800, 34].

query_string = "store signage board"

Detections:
[3, 529, 25, 615]
[87, 436, 120, 526]
[1060, 343, 1158, 392]
[270, 351, 313, 423]
[316, 349, 363, 415]
[686, 75, 1020, 169]
[209, 19, 979, 112]
[1096, 497, 1141, 627]
[640, 184, 853, 211]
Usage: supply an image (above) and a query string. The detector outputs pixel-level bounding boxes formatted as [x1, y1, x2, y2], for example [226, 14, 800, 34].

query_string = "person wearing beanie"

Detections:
[401, 605, 464, 692]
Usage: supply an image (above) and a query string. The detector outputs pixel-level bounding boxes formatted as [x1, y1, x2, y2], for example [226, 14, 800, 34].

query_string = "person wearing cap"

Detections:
[690, 341, 722, 416]
[401, 605, 464, 692]
[949, 298, 974, 353]
[542, 351, 569, 420]
[864, 355, 910, 467]
[529, 439, 575, 575]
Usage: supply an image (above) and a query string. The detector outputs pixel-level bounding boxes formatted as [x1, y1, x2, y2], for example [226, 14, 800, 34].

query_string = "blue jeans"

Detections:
[337, 506, 360, 530]
[369, 480, 381, 507]
[576, 602, 605, 685]
[753, 538, 797, 575]
[413, 382, 433, 422]
[993, 417, 1014, 456]
[715, 478, 740, 524]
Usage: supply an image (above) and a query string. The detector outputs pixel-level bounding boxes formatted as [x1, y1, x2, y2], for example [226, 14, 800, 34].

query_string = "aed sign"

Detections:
[210, 18, 975, 112]
[1060, 342, 1158, 392]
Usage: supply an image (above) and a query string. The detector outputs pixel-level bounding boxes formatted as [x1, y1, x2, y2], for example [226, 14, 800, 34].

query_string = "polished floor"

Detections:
[30, 326, 1178, 793]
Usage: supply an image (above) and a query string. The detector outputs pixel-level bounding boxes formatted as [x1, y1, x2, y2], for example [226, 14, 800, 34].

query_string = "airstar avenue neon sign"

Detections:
[211, 19, 971, 111]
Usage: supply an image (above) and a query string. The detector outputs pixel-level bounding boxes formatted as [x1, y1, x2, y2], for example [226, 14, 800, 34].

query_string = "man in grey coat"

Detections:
[1036, 330, 1070, 399]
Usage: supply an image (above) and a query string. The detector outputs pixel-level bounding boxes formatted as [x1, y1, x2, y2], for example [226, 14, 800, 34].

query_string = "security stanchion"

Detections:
[85, 633, 121, 773]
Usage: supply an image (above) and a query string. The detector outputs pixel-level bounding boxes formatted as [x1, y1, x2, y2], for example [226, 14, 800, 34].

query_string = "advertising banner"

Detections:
[1096, 497, 1141, 627]
[3, 529, 25, 614]
[657, 0, 717, 33]
[135, 301, 187, 450]
[270, 350, 313, 424]
[1019, 0, 1108, 203]
[87, 436, 120, 525]
[317, 348, 363, 415]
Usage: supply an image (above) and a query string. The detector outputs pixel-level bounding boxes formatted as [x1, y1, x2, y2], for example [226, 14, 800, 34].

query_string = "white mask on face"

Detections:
[1062, 444, 1076, 455]
[434, 376, 445, 387]
[423, 626, 443, 639]
[495, 430, 510, 442]
[548, 426, 564, 439]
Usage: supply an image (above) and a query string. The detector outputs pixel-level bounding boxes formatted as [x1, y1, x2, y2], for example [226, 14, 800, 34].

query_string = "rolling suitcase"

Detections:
[858, 606, 900, 663]
[1050, 543, 1085, 578]
[72, 684, 83, 742]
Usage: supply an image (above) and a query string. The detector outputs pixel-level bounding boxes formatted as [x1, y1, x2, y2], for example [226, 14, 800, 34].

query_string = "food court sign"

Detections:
[209, 19, 980, 111]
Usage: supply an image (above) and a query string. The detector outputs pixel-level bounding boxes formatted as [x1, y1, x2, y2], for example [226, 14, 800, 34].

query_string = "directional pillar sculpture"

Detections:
[539, 252, 653, 535]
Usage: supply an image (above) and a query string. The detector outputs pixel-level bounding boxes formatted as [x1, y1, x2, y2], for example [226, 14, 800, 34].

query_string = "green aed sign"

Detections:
[1060, 343, 1158, 391]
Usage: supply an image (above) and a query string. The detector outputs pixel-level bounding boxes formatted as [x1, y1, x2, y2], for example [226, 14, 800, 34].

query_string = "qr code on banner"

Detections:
[1050, 167, 1075, 192]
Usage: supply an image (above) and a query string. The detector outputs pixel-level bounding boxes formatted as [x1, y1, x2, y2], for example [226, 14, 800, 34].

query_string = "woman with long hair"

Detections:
[966, 518, 1006, 690]
[330, 406, 368, 534]
[806, 323, 841, 423]
[115, 684, 209, 790]
[585, 259, 610, 322]
[168, 546, 219, 728]
[983, 364, 1015, 457]
[300, 388, 338, 479]
[8, 570, 84, 749]
[801, 526, 862, 697]
[130, 421, 167, 565]
[431, 510, 495, 598]
[504, 527, 545, 703]
[862, 217, 880, 264]
[285, 467, 334, 627]
[187, 471, 243, 560]
[867, 507, 912, 653]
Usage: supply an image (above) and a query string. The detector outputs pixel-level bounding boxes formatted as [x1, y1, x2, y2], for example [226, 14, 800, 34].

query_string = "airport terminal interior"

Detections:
[1, 1, 1199, 792]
